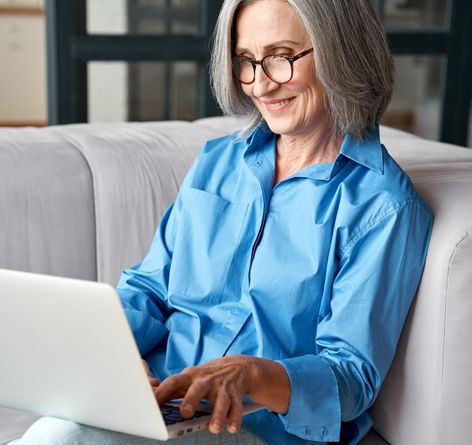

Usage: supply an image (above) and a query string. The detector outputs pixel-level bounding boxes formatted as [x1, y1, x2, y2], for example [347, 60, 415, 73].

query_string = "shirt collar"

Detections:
[243, 121, 273, 149]
[339, 126, 384, 174]
[242, 122, 276, 169]
[243, 123, 384, 182]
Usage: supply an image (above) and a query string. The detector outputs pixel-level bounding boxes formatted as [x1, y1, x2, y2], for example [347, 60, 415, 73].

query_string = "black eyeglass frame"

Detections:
[232, 48, 314, 85]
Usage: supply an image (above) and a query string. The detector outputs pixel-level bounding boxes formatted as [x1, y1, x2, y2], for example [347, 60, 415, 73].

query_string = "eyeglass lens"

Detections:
[233, 56, 293, 84]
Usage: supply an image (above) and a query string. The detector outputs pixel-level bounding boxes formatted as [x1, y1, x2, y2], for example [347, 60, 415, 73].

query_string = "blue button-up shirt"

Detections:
[117, 123, 433, 444]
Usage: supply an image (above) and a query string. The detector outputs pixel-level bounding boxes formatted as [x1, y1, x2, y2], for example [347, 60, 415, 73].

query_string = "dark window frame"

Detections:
[46, 0, 472, 146]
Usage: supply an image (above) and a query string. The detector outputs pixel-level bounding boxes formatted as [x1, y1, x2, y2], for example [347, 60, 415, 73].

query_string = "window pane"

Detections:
[382, 55, 446, 141]
[373, 0, 452, 30]
[88, 61, 199, 123]
[87, 0, 202, 35]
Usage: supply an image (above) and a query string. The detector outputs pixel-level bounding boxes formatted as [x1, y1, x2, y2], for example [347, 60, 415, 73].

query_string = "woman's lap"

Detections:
[9, 417, 266, 445]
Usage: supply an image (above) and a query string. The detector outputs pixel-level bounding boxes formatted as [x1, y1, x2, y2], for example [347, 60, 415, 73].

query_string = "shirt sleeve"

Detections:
[116, 159, 196, 356]
[277, 198, 433, 442]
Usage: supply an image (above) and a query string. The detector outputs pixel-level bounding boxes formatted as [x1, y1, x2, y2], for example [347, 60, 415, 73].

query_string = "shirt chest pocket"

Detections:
[168, 187, 248, 304]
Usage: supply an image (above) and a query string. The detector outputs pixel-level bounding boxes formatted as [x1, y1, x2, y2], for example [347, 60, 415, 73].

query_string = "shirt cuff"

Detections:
[276, 355, 341, 442]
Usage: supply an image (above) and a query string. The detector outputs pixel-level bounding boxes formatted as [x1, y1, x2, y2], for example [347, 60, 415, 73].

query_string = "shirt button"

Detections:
[255, 160, 262, 166]
[320, 427, 328, 437]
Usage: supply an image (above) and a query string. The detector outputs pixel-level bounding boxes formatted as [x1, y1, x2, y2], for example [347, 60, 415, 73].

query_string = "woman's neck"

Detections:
[274, 127, 343, 185]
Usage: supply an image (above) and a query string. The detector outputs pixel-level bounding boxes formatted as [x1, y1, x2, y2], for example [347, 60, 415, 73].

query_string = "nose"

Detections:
[252, 64, 279, 98]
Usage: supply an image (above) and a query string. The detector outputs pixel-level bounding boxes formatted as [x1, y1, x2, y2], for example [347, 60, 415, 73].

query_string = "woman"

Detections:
[12, 0, 433, 444]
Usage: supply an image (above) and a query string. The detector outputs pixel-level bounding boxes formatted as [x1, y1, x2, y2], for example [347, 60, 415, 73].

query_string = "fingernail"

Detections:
[183, 404, 193, 414]
[228, 423, 238, 434]
[211, 420, 221, 432]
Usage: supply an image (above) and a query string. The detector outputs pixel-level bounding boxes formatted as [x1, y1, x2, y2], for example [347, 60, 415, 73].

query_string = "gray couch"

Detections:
[1, 117, 471, 444]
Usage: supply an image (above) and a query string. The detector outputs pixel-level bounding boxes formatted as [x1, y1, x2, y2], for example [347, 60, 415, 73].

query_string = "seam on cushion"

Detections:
[48, 131, 99, 281]
[439, 231, 470, 440]
[56, 134, 99, 281]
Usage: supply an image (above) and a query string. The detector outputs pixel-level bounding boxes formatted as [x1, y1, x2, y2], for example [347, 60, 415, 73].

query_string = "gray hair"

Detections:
[210, 0, 394, 139]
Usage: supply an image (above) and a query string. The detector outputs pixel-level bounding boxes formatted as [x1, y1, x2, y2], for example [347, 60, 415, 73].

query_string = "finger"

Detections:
[154, 374, 190, 407]
[179, 378, 211, 418]
[142, 359, 153, 377]
[149, 377, 160, 388]
[142, 360, 161, 388]
[208, 390, 231, 434]
[226, 392, 244, 434]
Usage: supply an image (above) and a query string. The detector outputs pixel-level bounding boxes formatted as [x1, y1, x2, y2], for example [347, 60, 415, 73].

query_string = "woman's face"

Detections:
[235, 0, 327, 138]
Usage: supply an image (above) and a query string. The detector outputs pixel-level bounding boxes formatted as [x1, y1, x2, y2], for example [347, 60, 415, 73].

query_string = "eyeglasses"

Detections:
[232, 48, 313, 85]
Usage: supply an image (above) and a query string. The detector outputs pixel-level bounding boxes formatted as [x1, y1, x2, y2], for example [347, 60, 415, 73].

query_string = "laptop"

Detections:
[0, 269, 262, 441]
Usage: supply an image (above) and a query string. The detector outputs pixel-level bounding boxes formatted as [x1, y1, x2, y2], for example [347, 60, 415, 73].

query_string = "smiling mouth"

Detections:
[263, 97, 295, 112]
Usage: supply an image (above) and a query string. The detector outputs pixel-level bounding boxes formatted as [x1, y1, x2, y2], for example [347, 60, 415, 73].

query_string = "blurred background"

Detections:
[0, 0, 471, 147]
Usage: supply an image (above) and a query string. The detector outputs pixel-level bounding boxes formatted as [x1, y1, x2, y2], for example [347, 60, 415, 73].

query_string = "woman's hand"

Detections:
[142, 359, 160, 388]
[153, 355, 290, 435]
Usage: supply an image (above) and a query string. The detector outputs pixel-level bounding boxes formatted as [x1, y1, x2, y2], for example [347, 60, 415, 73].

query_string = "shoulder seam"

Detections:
[339, 197, 426, 256]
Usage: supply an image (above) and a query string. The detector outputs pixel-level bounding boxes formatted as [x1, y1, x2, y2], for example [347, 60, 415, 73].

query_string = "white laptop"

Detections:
[0, 269, 261, 441]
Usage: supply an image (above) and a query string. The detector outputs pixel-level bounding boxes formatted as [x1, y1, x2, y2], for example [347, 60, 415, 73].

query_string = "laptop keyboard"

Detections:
[161, 404, 210, 425]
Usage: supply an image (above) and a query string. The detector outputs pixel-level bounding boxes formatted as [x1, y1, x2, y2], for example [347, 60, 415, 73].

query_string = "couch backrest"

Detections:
[0, 128, 96, 279]
[0, 118, 243, 284]
[372, 127, 472, 445]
